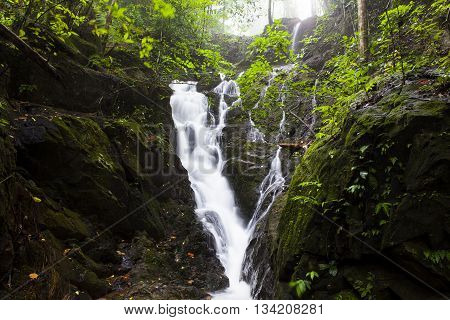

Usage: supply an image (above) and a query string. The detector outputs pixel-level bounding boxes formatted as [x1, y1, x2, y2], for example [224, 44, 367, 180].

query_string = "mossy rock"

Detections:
[39, 207, 90, 241]
[272, 77, 450, 299]
[58, 256, 110, 299]
[16, 113, 165, 239]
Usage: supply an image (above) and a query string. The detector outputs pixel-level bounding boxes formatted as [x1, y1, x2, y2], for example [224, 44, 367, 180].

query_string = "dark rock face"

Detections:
[269, 74, 450, 299]
[0, 51, 227, 299]
[242, 193, 288, 299]
[222, 105, 276, 222]
[15, 115, 165, 239]
[1, 44, 168, 116]
[0, 122, 16, 277]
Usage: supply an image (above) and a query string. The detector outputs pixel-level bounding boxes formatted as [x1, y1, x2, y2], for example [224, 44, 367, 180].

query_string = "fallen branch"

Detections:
[0, 173, 14, 185]
[279, 142, 307, 150]
[289, 111, 315, 135]
[0, 23, 60, 80]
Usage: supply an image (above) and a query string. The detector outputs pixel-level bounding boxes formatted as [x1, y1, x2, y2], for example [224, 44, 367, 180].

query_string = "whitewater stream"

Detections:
[169, 75, 285, 299]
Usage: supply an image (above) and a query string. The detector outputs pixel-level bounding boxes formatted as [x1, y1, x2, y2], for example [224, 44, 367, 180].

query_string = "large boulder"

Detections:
[15, 114, 165, 239]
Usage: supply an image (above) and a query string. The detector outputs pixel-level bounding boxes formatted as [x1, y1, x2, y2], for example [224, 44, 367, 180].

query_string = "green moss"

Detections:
[274, 75, 450, 299]
[40, 207, 90, 240]
[276, 136, 355, 271]
[103, 118, 146, 174]
[378, 92, 409, 109]
[62, 257, 109, 298]
[51, 115, 119, 172]
[113, 118, 142, 136]
[344, 109, 384, 146]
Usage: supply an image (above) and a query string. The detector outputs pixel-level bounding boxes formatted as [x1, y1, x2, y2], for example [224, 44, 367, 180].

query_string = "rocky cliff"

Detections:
[265, 72, 449, 300]
[0, 42, 227, 299]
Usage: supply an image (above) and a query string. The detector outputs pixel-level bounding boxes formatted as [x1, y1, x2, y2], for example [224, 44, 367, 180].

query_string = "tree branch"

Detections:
[0, 23, 60, 80]
[289, 111, 315, 135]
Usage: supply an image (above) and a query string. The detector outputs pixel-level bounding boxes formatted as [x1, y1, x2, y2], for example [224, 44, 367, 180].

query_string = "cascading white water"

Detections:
[253, 71, 277, 110]
[170, 72, 287, 299]
[291, 21, 302, 54]
[248, 112, 266, 143]
[170, 79, 252, 300]
[276, 111, 286, 141]
[246, 146, 285, 235]
[242, 113, 286, 297]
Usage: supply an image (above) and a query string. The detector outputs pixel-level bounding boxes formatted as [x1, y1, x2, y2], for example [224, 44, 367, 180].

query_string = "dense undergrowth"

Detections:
[236, 0, 449, 300]
[238, 0, 449, 139]
[0, 0, 241, 94]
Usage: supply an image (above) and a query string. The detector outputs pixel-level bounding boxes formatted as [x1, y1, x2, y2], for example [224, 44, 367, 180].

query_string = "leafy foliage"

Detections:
[246, 20, 292, 64]
[289, 279, 311, 298]
[354, 273, 375, 299]
[376, 0, 450, 73]
[299, 0, 449, 139]
[237, 20, 293, 125]
[0, 0, 242, 84]
[423, 250, 450, 265]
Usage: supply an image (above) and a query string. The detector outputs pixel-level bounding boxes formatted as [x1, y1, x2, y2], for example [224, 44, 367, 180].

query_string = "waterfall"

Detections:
[242, 114, 286, 297]
[246, 147, 285, 235]
[170, 79, 252, 300]
[253, 71, 277, 109]
[291, 21, 302, 54]
[248, 112, 265, 143]
[170, 74, 286, 299]
[276, 111, 286, 141]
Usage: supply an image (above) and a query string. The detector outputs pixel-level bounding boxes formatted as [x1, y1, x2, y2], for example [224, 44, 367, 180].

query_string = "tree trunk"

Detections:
[268, 0, 273, 25]
[0, 23, 60, 80]
[357, 0, 369, 60]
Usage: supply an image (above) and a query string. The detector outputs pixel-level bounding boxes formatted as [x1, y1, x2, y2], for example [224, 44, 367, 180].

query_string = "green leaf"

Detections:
[306, 271, 319, 281]
[375, 202, 392, 215]
[329, 266, 338, 277]
[360, 145, 370, 154]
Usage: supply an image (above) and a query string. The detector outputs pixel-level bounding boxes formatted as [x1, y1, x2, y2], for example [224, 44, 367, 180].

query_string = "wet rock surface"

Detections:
[268, 74, 450, 299]
[0, 54, 227, 299]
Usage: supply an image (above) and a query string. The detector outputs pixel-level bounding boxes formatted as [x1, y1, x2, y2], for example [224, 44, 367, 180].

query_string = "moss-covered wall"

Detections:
[272, 74, 450, 299]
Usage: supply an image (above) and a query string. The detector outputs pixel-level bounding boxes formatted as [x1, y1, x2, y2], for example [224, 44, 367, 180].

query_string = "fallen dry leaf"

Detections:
[29, 273, 39, 280]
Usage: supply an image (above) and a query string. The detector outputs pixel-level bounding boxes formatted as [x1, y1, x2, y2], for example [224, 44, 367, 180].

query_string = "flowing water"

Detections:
[291, 21, 302, 54]
[246, 146, 285, 237]
[248, 112, 266, 143]
[170, 79, 252, 299]
[242, 146, 285, 298]
[169, 75, 287, 299]
[166, 23, 304, 297]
